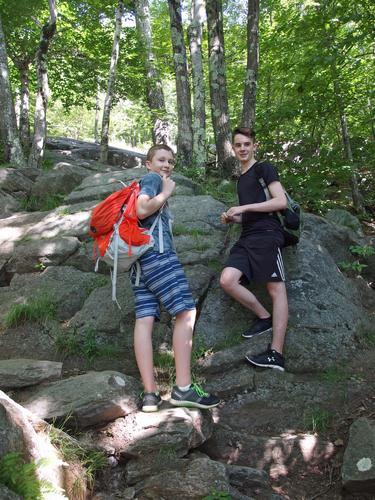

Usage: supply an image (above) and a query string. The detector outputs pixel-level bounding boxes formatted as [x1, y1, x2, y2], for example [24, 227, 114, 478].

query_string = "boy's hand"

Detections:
[226, 206, 243, 217]
[221, 211, 242, 224]
[161, 174, 176, 198]
[221, 211, 231, 224]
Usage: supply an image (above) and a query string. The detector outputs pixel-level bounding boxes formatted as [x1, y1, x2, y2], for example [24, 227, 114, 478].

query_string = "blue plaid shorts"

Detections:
[130, 251, 196, 320]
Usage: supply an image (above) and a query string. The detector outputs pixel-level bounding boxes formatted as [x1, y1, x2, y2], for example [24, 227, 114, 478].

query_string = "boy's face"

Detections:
[146, 149, 175, 177]
[232, 133, 256, 163]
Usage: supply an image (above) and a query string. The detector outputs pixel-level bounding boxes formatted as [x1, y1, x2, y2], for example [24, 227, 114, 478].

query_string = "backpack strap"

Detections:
[254, 162, 284, 224]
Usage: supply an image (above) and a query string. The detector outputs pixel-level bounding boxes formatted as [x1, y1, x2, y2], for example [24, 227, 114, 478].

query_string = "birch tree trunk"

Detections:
[188, 0, 206, 169]
[28, 0, 57, 168]
[135, 0, 170, 145]
[206, 0, 236, 177]
[94, 79, 100, 144]
[167, 0, 193, 166]
[17, 61, 31, 152]
[241, 0, 259, 129]
[0, 14, 26, 167]
[100, 1, 124, 163]
[333, 76, 364, 213]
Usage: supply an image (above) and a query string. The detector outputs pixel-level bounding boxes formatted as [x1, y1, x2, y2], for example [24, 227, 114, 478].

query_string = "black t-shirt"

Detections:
[237, 161, 282, 237]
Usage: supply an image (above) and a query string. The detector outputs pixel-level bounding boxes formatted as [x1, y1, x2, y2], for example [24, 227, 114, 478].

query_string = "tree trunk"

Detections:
[333, 78, 364, 213]
[18, 61, 31, 152]
[368, 95, 375, 142]
[167, 0, 193, 166]
[134, 0, 170, 145]
[94, 79, 100, 143]
[0, 14, 26, 167]
[188, 0, 206, 169]
[100, 1, 124, 163]
[206, 0, 236, 177]
[241, 0, 259, 129]
[28, 0, 57, 168]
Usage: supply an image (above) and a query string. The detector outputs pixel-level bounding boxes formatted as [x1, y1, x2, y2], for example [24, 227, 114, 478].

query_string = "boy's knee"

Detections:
[267, 281, 286, 299]
[220, 272, 235, 291]
[176, 308, 196, 320]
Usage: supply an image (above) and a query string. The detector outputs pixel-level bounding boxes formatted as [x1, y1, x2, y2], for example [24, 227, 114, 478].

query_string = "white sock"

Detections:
[177, 384, 191, 392]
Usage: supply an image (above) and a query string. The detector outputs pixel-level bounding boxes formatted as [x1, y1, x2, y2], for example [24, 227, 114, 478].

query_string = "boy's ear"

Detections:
[145, 160, 151, 170]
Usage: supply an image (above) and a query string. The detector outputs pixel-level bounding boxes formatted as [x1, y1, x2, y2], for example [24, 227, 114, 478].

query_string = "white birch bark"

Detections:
[167, 0, 193, 166]
[241, 0, 259, 129]
[0, 14, 26, 167]
[28, 0, 57, 168]
[100, 1, 124, 164]
[134, 0, 170, 145]
[206, 0, 236, 177]
[188, 0, 206, 169]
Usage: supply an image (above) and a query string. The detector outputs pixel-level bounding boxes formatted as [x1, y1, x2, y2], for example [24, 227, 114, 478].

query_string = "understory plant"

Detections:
[54, 328, 123, 365]
[5, 296, 57, 328]
[48, 424, 107, 495]
[0, 452, 53, 499]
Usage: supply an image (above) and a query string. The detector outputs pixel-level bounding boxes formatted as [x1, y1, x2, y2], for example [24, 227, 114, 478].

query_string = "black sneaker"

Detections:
[141, 392, 162, 412]
[242, 316, 272, 339]
[245, 344, 285, 371]
[170, 383, 220, 409]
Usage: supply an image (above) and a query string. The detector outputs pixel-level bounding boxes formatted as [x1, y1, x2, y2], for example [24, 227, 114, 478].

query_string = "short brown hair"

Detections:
[232, 127, 256, 142]
[146, 144, 175, 162]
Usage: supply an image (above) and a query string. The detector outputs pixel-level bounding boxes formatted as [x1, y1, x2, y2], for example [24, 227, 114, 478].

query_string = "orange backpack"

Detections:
[89, 181, 150, 255]
[89, 181, 160, 305]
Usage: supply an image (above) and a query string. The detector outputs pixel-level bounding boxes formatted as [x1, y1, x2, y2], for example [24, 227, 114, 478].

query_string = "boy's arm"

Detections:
[226, 181, 287, 217]
[137, 174, 175, 219]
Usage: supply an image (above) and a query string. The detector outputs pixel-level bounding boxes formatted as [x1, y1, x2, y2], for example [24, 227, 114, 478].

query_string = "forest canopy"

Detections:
[0, 0, 374, 215]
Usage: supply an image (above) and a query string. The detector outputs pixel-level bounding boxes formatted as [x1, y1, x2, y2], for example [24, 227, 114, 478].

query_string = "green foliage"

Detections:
[202, 491, 231, 500]
[349, 245, 375, 258]
[339, 260, 367, 275]
[320, 366, 350, 384]
[214, 328, 242, 351]
[207, 259, 223, 273]
[303, 408, 332, 433]
[48, 426, 107, 488]
[154, 351, 176, 386]
[202, 178, 238, 206]
[5, 296, 57, 328]
[356, 327, 375, 347]
[20, 194, 66, 212]
[54, 328, 122, 365]
[0, 452, 52, 499]
[339, 244, 375, 276]
[192, 338, 212, 364]
[173, 225, 209, 238]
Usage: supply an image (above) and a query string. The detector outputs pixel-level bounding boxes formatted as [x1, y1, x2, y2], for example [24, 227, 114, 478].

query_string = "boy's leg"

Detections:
[134, 316, 157, 393]
[173, 308, 195, 387]
[220, 267, 270, 318]
[266, 281, 288, 354]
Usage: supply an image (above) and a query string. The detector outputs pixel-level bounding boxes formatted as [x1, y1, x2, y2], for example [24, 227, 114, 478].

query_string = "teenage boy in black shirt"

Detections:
[220, 127, 288, 371]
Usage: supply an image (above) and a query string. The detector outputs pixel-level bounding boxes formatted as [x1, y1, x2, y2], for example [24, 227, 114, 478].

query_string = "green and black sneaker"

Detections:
[170, 383, 220, 409]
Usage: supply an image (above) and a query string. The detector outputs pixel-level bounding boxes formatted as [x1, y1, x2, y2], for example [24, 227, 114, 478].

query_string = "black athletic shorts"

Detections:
[225, 230, 285, 284]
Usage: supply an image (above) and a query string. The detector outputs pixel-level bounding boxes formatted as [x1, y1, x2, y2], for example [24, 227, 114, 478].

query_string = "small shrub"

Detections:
[202, 491, 231, 500]
[154, 351, 176, 386]
[320, 366, 350, 384]
[21, 193, 65, 212]
[303, 408, 332, 433]
[338, 260, 367, 275]
[349, 245, 375, 258]
[54, 328, 122, 365]
[48, 426, 107, 488]
[0, 452, 53, 499]
[5, 296, 57, 328]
